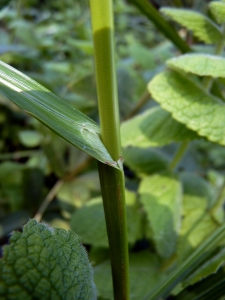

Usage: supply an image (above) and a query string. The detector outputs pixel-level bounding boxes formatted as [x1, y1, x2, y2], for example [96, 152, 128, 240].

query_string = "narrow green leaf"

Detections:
[121, 106, 198, 148]
[148, 70, 225, 145]
[161, 8, 222, 44]
[0, 61, 118, 168]
[128, 0, 191, 53]
[184, 248, 225, 286]
[174, 268, 225, 300]
[167, 54, 225, 78]
[145, 222, 225, 299]
[209, 1, 225, 25]
[139, 172, 182, 258]
[0, 219, 97, 300]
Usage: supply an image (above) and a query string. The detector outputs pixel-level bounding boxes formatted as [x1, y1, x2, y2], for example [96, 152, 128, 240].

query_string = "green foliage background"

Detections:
[1, 0, 225, 299]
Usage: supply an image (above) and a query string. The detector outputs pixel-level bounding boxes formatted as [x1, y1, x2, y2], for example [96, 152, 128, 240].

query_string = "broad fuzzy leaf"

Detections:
[70, 192, 142, 248]
[0, 61, 118, 168]
[121, 106, 197, 148]
[209, 1, 225, 24]
[123, 147, 168, 175]
[149, 70, 225, 145]
[139, 172, 182, 258]
[0, 219, 97, 300]
[94, 252, 168, 300]
[161, 8, 222, 44]
[167, 54, 225, 78]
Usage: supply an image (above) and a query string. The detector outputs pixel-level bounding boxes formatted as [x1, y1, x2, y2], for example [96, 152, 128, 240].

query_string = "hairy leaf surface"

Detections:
[139, 172, 182, 258]
[167, 54, 225, 78]
[161, 8, 222, 44]
[121, 106, 197, 148]
[149, 70, 225, 145]
[0, 61, 118, 168]
[0, 219, 97, 300]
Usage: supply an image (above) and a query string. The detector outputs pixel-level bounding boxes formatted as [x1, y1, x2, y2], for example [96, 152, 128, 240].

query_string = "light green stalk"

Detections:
[89, 1, 130, 299]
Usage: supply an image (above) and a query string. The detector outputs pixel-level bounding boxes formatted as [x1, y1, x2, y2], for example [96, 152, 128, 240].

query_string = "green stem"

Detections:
[89, 1, 130, 299]
[128, 0, 191, 53]
[169, 141, 189, 171]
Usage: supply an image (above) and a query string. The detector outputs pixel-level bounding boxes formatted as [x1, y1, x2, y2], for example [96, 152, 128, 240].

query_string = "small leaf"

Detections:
[149, 70, 225, 145]
[167, 54, 225, 78]
[0, 219, 97, 300]
[121, 106, 197, 148]
[139, 172, 182, 258]
[209, 1, 225, 24]
[0, 61, 118, 168]
[123, 147, 168, 175]
[18, 130, 42, 148]
[161, 8, 222, 44]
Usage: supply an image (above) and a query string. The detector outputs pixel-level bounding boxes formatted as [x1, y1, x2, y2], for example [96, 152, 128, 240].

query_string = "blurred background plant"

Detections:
[1, 0, 225, 299]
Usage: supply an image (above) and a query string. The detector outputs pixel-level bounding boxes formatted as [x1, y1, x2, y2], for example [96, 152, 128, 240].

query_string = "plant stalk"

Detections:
[169, 141, 189, 171]
[128, 0, 191, 54]
[89, 1, 130, 299]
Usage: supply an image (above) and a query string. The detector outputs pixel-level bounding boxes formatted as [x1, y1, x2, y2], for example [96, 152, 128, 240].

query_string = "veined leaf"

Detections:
[139, 172, 182, 258]
[0, 61, 118, 168]
[121, 106, 197, 148]
[167, 54, 225, 78]
[0, 219, 97, 300]
[209, 1, 225, 25]
[148, 70, 225, 145]
[161, 8, 222, 44]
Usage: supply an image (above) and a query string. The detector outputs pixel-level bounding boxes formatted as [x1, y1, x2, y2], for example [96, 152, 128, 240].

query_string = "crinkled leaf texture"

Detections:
[209, 1, 225, 25]
[0, 61, 118, 169]
[121, 106, 197, 148]
[149, 70, 225, 145]
[0, 219, 97, 300]
[161, 8, 222, 44]
[167, 54, 225, 78]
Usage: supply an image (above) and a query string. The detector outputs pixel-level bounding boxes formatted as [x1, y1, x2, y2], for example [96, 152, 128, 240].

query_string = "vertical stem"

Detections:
[169, 141, 189, 171]
[89, 1, 130, 299]
[128, 0, 191, 53]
